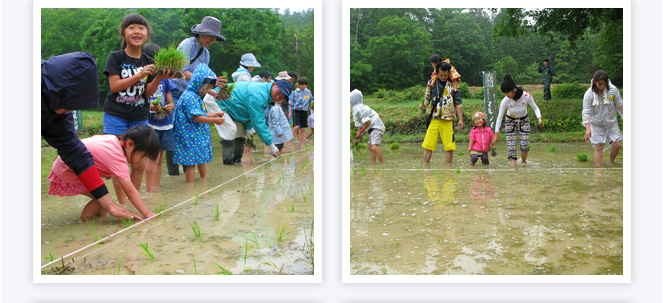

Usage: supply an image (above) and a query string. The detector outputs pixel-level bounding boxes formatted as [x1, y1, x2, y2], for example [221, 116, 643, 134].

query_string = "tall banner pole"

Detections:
[482, 71, 498, 130]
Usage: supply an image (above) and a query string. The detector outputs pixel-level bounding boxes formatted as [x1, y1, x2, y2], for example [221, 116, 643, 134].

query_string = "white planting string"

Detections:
[41, 146, 314, 269]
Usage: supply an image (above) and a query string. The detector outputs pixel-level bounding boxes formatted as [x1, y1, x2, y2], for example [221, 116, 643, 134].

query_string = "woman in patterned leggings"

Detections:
[492, 74, 543, 165]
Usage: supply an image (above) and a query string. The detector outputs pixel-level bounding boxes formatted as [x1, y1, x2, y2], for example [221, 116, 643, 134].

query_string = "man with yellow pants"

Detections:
[419, 61, 464, 164]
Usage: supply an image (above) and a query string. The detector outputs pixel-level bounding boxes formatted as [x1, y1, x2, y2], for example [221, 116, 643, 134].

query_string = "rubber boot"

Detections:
[221, 140, 235, 165]
[166, 150, 179, 175]
[233, 137, 246, 163]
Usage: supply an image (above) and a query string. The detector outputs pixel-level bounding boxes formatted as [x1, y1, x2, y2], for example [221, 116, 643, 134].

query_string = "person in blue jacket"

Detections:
[41, 52, 140, 221]
[215, 80, 291, 164]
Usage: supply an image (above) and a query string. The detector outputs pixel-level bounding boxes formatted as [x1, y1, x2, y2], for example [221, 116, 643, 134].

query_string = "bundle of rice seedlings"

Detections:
[153, 43, 188, 79]
[217, 71, 234, 100]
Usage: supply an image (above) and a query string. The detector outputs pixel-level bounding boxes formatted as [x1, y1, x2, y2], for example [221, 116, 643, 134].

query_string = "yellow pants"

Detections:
[422, 119, 456, 151]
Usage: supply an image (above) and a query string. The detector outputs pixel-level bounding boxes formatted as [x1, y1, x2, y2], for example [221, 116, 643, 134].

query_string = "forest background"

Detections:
[41, 7, 315, 108]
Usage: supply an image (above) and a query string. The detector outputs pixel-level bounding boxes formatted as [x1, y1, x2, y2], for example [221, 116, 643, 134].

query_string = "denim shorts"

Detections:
[154, 128, 176, 151]
[103, 113, 148, 135]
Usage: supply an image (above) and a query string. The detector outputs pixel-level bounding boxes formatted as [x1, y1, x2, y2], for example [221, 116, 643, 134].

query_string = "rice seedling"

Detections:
[212, 203, 221, 221]
[380, 264, 388, 275]
[287, 202, 296, 213]
[120, 216, 132, 228]
[193, 258, 198, 275]
[298, 220, 314, 272]
[44, 249, 55, 262]
[276, 216, 292, 242]
[139, 241, 155, 259]
[456, 168, 461, 174]
[302, 192, 308, 203]
[457, 151, 464, 156]
[438, 236, 442, 244]
[248, 232, 260, 249]
[576, 153, 589, 162]
[243, 239, 249, 270]
[389, 142, 400, 150]
[86, 219, 102, 241]
[546, 145, 557, 152]
[152, 43, 188, 76]
[215, 263, 233, 275]
[155, 200, 168, 215]
[190, 220, 202, 238]
[356, 143, 367, 150]
[194, 192, 200, 205]
[107, 255, 124, 275]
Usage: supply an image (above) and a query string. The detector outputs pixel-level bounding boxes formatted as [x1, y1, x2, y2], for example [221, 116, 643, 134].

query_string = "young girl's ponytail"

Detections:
[121, 125, 160, 161]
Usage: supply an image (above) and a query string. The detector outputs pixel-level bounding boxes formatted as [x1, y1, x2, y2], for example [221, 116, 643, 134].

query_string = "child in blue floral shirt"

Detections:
[289, 77, 313, 143]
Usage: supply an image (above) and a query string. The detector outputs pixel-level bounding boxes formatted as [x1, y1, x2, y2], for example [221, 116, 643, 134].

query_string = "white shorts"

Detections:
[590, 122, 622, 147]
[368, 128, 384, 145]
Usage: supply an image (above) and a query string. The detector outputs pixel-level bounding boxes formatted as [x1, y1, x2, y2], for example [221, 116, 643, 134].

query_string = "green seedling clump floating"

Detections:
[576, 153, 589, 162]
[457, 151, 464, 156]
[389, 142, 400, 150]
[546, 145, 557, 152]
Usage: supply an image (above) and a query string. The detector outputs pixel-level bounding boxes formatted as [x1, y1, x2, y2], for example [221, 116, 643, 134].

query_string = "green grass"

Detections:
[120, 216, 132, 228]
[107, 255, 124, 275]
[139, 241, 156, 259]
[190, 220, 202, 238]
[276, 216, 292, 242]
[44, 249, 56, 262]
[86, 219, 102, 241]
[212, 203, 221, 221]
[155, 200, 168, 215]
[248, 233, 260, 249]
[215, 263, 233, 275]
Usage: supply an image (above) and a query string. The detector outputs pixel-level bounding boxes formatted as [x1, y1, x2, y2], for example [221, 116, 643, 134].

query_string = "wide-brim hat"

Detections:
[274, 71, 291, 81]
[239, 53, 261, 67]
[191, 16, 226, 42]
[275, 80, 291, 101]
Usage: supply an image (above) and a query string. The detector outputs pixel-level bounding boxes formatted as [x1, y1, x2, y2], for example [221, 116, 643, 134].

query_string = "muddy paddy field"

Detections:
[350, 142, 623, 275]
[40, 141, 314, 275]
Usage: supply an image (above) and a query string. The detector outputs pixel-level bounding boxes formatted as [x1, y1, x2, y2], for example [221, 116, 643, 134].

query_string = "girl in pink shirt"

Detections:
[468, 112, 495, 166]
[48, 125, 160, 221]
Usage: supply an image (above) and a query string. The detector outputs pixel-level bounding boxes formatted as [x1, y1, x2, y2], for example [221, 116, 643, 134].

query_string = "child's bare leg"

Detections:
[80, 193, 106, 220]
[300, 128, 306, 142]
[445, 150, 453, 163]
[185, 165, 196, 183]
[293, 125, 300, 140]
[306, 128, 314, 139]
[372, 144, 383, 163]
[144, 154, 160, 192]
[369, 144, 377, 163]
[594, 144, 604, 166]
[521, 151, 528, 163]
[155, 151, 164, 186]
[197, 163, 207, 179]
[423, 148, 433, 164]
[609, 141, 621, 164]
[112, 177, 128, 205]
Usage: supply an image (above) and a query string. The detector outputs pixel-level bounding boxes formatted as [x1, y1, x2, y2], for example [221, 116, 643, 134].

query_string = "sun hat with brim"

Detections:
[274, 71, 291, 81]
[239, 53, 261, 67]
[191, 16, 226, 42]
[472, 111, 487, 122]
[275, 80, 291, 101]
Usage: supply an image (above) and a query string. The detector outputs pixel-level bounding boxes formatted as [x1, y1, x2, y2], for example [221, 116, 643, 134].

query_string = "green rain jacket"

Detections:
[218, 82, 274, 145]
[538, 64, 556, 83]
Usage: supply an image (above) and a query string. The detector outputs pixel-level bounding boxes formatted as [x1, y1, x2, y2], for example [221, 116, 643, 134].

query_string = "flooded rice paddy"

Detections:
[350, 142, 623, 275]
[41, 142, 314, 275]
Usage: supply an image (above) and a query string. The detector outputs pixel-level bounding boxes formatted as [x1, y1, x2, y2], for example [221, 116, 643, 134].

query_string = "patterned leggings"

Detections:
[504, 115, 530, 160]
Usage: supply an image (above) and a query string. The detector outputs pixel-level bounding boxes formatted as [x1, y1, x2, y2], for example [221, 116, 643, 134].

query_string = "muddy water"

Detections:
[41, 143, 314, 275]
[351, 143, 623, 275]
